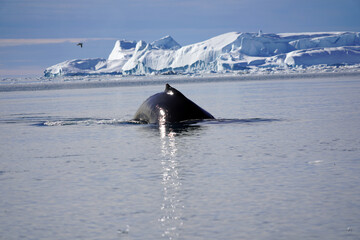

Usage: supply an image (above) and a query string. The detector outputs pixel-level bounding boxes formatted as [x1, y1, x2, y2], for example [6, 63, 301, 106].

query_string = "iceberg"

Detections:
[44, 58, 107, 77]
[44, 31, 360, 77]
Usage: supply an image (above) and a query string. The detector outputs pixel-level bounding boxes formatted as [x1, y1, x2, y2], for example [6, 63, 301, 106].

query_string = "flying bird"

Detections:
[77, 42, 83, 48]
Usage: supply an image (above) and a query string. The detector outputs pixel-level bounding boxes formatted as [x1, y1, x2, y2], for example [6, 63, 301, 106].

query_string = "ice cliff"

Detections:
[44, 31, 360, 77]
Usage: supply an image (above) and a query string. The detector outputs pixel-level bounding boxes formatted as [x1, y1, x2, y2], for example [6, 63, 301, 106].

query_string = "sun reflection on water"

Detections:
[159, 123, 184, 239]
[158, 107, 167, 126]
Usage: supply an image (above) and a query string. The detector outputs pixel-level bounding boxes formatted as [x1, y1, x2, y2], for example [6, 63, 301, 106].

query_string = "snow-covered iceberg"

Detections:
[44, 58, 108, 76]
[44, 31, 360, 77]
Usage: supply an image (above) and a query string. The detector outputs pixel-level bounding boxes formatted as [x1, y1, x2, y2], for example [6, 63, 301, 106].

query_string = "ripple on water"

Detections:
[0, 113, 282, 127]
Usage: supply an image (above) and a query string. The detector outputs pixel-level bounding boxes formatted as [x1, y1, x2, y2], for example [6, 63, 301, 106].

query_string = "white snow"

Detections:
[44, 31, 360, 77]
[285, 46, 360, 66]
[107, 40, 137, 61]
[150, 35, 181, 50]
[44, 58, 107, 77]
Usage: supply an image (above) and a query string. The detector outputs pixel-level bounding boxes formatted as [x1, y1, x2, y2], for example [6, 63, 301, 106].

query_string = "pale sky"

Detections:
[0, 0, 359, 76]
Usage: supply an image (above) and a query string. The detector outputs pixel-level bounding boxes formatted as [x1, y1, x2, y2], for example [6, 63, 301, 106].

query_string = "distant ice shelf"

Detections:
[44, 31, 360, 77]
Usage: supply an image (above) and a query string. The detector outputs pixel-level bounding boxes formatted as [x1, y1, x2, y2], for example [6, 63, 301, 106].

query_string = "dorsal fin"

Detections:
[165, 83, 175, 95]
[164, 83, 184, 97]
[165, 83, 172, 91]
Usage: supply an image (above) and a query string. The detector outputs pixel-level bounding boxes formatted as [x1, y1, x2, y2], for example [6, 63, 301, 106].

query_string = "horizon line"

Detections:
[0, 38, 117, 47]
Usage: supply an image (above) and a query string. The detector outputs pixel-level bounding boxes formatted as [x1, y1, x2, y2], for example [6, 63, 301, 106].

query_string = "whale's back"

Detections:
[133, 84, 214, 124]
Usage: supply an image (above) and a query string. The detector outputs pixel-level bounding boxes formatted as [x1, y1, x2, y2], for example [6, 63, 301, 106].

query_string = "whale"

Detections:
[133, 84, 215, 124]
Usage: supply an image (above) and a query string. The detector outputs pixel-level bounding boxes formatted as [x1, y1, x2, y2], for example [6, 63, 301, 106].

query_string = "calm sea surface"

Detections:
[1, 76, 360, 240]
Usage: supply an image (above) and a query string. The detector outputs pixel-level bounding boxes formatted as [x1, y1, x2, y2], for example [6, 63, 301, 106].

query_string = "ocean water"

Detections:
[0, 75, 360, 240]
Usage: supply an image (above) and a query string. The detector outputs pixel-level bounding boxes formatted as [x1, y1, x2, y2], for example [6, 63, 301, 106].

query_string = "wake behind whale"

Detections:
[1, 114, 279, 127]
[1, 84, 280, 127]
